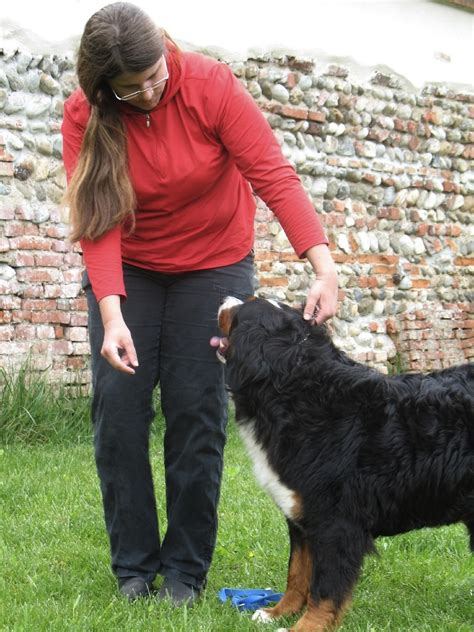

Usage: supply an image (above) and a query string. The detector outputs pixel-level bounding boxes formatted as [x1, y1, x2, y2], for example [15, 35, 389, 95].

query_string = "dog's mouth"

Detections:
[210, 336, 230, 364]
[217, 337, 229, 364]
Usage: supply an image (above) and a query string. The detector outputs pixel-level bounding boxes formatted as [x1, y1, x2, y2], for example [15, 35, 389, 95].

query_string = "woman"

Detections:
[62, 1, 337, 604]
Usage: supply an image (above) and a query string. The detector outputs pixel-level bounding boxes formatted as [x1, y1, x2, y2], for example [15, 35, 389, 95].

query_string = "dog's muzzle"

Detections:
[216, 339, 229, 365]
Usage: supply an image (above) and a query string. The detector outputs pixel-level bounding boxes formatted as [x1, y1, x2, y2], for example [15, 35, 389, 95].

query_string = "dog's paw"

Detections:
[276, 628, 289, 632]
[252, 609, 274, 623]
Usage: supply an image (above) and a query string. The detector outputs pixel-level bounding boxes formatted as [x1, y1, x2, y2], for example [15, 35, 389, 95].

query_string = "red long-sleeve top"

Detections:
[62, 49, 327, 302]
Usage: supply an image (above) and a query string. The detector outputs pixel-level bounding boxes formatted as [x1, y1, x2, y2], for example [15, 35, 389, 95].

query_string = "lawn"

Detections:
[0, 372, 472, 631]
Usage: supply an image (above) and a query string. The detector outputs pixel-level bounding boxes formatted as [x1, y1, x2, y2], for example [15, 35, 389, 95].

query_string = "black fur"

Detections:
[223, 298, 474, 626]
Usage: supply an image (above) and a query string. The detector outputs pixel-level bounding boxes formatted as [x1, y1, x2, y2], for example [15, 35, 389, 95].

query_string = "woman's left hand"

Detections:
[303, 244, 338, 326]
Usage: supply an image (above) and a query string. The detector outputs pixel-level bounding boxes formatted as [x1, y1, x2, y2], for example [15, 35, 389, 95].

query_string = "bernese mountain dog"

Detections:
[217, 296, 473, 632]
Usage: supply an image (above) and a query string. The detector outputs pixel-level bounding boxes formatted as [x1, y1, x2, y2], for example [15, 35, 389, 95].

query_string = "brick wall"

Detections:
[0, 47, 472, 384]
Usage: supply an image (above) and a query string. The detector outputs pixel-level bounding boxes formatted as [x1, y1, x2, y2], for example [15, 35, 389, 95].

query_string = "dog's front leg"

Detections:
[253, 520, 311, 623]
[281, 522, 370, 631]
[282, 597, 349, 632]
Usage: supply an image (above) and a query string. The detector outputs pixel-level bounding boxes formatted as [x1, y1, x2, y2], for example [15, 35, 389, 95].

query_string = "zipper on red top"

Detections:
[146, 113, 151, 128]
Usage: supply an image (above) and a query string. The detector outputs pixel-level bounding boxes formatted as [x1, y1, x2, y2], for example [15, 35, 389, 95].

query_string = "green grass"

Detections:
[0, 365, 91, 445]
[0, 373, 472, 631]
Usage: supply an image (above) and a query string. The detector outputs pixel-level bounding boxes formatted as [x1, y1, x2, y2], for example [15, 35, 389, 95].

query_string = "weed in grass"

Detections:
[0, 364, 92, 445]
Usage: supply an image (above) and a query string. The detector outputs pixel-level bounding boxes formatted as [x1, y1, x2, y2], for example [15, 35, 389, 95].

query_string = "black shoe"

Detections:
[118, 577, 154, 601]
[157, 578, 200, 606]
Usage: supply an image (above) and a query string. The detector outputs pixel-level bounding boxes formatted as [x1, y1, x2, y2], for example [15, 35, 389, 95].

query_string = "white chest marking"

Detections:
[239, 422, 297, 520]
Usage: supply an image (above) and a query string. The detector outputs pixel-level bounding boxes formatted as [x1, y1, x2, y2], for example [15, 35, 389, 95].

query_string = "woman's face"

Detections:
[109, 55, 168, 110]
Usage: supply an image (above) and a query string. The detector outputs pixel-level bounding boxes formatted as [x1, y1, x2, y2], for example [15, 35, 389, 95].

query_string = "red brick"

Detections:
[21, 285, 44, 299]
[4, 222, 39, 238]
[307, 111, 326, 123]
[67, 356, 89, 370]
[454, 257, 473, 267]
[0, 148, 14, 161]
[14, 324, 36, 340]
[30, 311, 71, 324]
[71, 342, 91, 355]
[16, 268, 61, 283]
[63, 253, 83, 266]
[22, 299, 57, 311]
[44, 225, 67, 238]
[13, 253, 36, 267]
[332, 200, 346, 213]
[9, 236, 51, 250]
[43, 285, 62, 298]
[69, 298, 88, 311]
[34, 253, 65, 267]
[0, 341, 31, 355]
[372, 265, 397, 275]
[11, 310, 33, 323]
[36, 325, 56, 339]
[70, 313, 88, 327]
[280, 105, 308, 120]
[259, 276, 288, 287]
[65, 327, 88, 342]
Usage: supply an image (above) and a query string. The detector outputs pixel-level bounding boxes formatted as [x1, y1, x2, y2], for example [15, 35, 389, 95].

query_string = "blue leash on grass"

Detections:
[218, 587, 284, 611]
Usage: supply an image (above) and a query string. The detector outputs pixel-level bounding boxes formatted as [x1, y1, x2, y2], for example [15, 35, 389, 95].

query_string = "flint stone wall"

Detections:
[0, 46, 472, 384]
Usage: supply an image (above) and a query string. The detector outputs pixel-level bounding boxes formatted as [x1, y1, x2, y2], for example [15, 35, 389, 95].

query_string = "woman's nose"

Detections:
[141, 87, 155, 101]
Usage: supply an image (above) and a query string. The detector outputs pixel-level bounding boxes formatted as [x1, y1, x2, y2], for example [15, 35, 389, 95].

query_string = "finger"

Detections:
[303, 298, 318, 321]
[101, 344, 137, 374]
[313, 298, 337, 325]
[303, 287, 321, 321]
[313, 308, 329, 326]
[121, 337, 139, 368]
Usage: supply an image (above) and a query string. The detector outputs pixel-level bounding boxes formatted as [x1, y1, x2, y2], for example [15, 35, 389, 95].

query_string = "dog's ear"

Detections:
[225, 324, 271, 391]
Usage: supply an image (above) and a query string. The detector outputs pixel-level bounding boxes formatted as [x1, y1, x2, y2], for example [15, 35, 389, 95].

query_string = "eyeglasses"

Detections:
[111, 59, 169, 101]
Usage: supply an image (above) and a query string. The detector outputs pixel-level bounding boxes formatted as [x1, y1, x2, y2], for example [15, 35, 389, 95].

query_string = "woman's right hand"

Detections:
[99, 295, 139, 374]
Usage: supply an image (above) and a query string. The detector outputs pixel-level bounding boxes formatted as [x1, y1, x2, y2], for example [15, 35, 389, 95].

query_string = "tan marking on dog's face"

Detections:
[218, 296, 243, 335]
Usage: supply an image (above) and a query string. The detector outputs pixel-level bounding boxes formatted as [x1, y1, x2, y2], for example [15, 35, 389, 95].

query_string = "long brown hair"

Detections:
[66, 2, 165, 242]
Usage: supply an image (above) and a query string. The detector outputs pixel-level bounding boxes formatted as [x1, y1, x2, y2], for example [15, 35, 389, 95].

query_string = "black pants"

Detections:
[84, 255, 254, 589]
